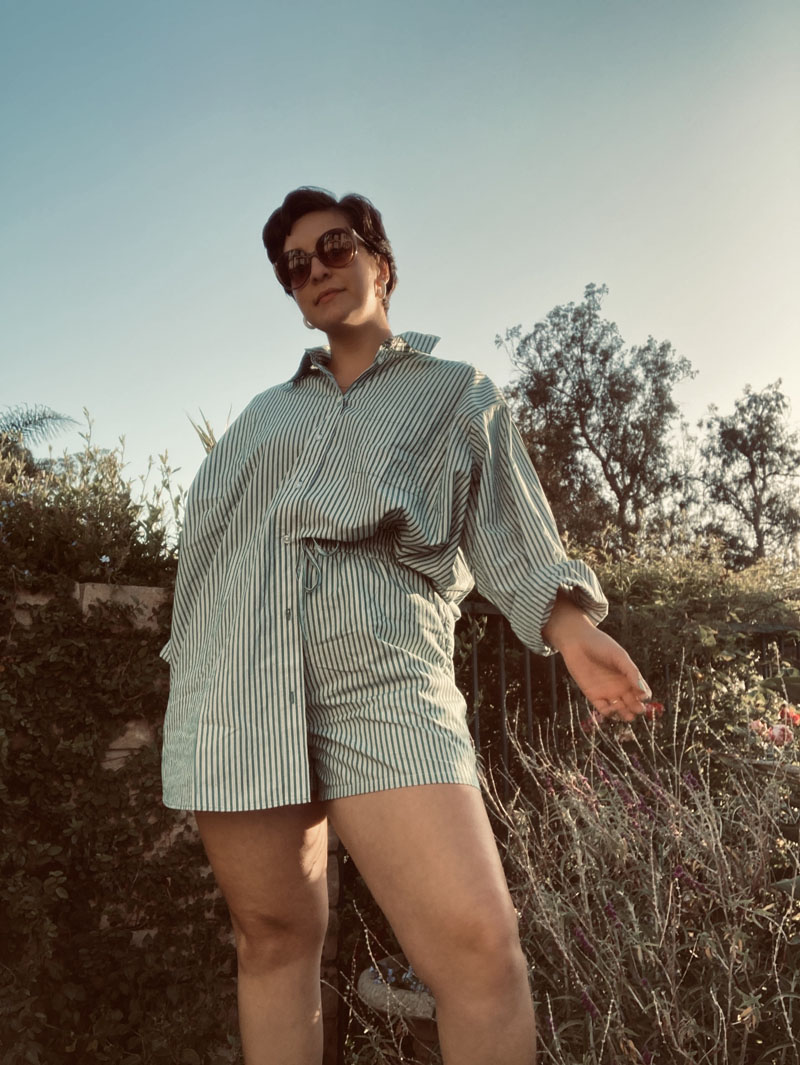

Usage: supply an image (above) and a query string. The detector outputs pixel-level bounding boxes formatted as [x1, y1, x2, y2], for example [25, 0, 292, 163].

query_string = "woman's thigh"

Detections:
[326, 784, 521, 983]
[195, 802, 330, 945]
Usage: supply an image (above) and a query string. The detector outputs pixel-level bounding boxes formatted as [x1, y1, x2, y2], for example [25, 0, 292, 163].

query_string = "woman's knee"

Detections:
[230, 895, 330, 974]
[194, 805, 330, 974]
[409, 899, 527, 995]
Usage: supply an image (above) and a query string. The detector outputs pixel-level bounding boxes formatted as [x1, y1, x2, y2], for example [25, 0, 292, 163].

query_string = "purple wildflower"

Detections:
[683, 771, 701, 791]
[614, 779, 636, 810]
[673, 865, 709, 894]
[581, 988, 600, 1019]
[644, 774, 668, 800]
[604, 900, 622, 927]
[573, 925, 595, 956]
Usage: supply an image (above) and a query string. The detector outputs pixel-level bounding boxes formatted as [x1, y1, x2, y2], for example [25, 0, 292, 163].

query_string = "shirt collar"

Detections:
[289, 331, 440, 383]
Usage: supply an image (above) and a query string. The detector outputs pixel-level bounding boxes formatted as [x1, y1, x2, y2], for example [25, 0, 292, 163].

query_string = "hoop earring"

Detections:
[303, 316, 317, 330]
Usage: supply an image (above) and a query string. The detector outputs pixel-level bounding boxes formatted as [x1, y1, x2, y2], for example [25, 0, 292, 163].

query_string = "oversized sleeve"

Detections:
[460, 391, 608, 656]
[158, 400, 260, 664]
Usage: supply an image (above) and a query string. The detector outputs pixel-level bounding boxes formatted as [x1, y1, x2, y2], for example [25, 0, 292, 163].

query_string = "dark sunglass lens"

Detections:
[283, 249, 311, 289]
[319, 229, 355, 267]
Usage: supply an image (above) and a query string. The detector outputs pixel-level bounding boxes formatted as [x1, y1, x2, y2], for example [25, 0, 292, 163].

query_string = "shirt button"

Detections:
[282, 534, 291, 544]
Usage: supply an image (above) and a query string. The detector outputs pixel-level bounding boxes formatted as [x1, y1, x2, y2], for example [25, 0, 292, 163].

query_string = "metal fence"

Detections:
[458, 600, 800, 798]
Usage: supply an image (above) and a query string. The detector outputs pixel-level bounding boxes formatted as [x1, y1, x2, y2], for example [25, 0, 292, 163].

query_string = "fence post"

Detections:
[498, 618, 508, 800]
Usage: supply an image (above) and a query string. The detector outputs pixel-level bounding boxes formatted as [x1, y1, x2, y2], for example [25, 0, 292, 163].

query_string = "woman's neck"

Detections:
[326, 319, 393, 390]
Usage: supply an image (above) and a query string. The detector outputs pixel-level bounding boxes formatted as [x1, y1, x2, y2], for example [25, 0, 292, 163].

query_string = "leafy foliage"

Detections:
[0, 410, 182, 594]
[497, 283, 695, 545]
[186, 407, 232, 456]
[0, 594, 239, 1064]
[699, 382, 800, 566]
[581, 534, 800, 709]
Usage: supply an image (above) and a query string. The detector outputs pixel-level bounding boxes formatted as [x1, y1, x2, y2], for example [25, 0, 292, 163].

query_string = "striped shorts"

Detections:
[299, 539, 480, 800]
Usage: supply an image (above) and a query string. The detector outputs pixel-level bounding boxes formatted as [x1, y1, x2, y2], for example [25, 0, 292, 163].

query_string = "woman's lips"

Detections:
[316, 289, 341, 304]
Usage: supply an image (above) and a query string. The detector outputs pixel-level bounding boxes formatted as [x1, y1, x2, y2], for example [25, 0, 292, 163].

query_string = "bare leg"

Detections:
[195, 803, 329, 1065]
[328, 783, 536, 1065]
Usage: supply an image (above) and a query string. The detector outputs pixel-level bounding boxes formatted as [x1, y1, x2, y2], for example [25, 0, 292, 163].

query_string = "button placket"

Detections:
[293, 385, 342, 487]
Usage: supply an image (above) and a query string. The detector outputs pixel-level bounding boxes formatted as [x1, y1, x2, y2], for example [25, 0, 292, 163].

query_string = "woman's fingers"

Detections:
[615, 651, 651, 702]
[592, 685, 651, 722]
[595, 699, 638, 723]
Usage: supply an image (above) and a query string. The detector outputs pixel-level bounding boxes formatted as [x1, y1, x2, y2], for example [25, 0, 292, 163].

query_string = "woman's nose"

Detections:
[308, 254, 331, 283]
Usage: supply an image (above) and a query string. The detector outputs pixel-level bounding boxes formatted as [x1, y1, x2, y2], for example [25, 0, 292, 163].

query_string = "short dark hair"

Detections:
[262, 186, 397, 308]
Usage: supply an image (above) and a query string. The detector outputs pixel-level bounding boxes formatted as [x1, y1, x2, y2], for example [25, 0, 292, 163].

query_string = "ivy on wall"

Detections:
[0, 591, 239, 1065]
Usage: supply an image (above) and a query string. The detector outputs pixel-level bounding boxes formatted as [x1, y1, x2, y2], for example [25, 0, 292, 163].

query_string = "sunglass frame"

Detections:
[273, 227, 361, 291]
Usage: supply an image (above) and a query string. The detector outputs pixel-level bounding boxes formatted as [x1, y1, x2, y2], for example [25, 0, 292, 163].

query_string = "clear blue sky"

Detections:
[2, 0, 798, 514]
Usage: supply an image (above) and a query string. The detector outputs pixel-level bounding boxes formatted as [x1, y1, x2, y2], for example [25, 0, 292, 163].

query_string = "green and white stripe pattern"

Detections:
[300, 537, 479, 800]
[160, 332, 608, 811]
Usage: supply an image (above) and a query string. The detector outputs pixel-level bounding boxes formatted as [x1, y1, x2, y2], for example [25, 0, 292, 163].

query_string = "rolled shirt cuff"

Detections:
[504, 558, 609, 657]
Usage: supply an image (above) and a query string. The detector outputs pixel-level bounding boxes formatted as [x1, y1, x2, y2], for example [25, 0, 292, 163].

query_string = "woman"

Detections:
[160, 187, 651, 1065]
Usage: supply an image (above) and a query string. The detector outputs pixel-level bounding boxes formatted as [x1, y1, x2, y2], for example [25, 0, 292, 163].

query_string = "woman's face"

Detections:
[283, 208, 389, 333]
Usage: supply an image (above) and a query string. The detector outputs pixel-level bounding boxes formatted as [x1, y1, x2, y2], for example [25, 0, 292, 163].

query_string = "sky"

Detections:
[2, 0, 798, 522]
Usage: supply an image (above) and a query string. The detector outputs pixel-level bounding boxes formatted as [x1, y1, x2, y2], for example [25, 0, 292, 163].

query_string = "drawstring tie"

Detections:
[297, 538, 340, 639]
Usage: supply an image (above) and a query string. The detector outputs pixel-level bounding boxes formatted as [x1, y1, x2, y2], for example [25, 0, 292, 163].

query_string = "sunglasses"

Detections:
[273, 227, 362, 291]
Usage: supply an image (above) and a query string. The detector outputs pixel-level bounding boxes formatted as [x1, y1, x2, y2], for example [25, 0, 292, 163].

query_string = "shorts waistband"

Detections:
[296, 532, 398, 640]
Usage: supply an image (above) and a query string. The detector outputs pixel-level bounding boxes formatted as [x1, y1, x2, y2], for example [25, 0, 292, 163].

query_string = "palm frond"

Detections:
[0, 404, 79, 446]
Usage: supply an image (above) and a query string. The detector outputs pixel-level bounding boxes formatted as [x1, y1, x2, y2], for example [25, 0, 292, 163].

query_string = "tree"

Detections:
[699, 382, 800, 565]
[497, 283, 694, 545]
[0, 403, 78, 478]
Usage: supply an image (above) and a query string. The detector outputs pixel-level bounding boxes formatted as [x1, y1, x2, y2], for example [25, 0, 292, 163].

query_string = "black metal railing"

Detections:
[457, 600, 800, 799]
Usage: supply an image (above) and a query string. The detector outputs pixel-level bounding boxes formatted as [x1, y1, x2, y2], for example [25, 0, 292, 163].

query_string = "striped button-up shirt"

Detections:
[160, 331, 608, 809]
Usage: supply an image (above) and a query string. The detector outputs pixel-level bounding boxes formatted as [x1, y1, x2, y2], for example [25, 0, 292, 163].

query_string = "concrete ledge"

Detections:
[12, 591, 56, 627]
[74, 582, 170, 630]
[13, 583, 170, 630]
[102, 718, 155, 772]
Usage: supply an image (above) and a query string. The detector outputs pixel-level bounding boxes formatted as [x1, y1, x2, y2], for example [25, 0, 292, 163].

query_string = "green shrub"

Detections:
[0, 411, 182, 594]
[582, 534, 800, 707]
